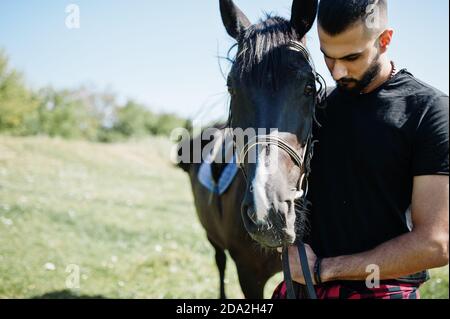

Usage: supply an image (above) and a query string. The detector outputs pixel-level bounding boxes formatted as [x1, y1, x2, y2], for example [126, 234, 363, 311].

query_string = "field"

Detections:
[0, 136, 447, 299]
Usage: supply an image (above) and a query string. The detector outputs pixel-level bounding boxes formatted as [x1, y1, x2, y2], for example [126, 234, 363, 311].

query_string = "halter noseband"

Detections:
[236, 134, 313, 201]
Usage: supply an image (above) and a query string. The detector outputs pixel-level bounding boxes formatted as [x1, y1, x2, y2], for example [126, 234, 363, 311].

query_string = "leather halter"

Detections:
[227, 40, 325, 300]
[237, 133, 317, 299]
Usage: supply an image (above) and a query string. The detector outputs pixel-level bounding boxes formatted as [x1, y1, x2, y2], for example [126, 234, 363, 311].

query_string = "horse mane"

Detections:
[230, 14, 301, 90]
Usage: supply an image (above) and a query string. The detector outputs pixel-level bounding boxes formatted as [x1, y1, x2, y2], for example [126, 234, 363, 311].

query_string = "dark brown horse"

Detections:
[176, 0, 320, 299]
[177, 126, 281, 299]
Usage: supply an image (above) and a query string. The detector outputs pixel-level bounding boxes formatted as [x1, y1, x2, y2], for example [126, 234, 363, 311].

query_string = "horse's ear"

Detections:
[219, 0, 251, 40]
[291, 0, 318, 38]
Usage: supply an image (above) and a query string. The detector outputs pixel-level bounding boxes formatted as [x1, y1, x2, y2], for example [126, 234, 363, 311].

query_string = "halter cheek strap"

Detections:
[288, 40, 327, 109]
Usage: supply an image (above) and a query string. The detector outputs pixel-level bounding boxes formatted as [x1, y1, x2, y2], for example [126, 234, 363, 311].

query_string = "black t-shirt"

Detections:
[307, 69, 449, 283]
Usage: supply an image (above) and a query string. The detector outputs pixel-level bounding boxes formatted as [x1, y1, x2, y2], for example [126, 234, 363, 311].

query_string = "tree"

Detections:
[32, 87, 102, 140]
[0, 50, 39, 133]
[111, 100, 157, 138]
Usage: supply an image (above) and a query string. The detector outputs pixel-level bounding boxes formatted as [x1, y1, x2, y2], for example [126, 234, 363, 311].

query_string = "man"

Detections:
[274, 0, 449, 299]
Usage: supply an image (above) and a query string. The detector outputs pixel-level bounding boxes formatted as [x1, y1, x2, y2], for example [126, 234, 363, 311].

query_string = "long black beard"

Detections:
[337, 54, 382, 94]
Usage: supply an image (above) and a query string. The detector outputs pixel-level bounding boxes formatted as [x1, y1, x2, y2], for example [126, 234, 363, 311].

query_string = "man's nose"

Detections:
[332, 61, 348, 81]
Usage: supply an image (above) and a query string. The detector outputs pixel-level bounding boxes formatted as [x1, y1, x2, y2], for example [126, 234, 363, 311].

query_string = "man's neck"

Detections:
[361, 58, 393, 94]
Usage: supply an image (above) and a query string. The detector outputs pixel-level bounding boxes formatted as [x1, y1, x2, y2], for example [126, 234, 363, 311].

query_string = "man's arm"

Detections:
[320, 175, 449, 283]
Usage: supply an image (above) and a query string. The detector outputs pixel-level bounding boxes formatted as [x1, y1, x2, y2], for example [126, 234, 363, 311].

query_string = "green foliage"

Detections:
[150, 113, 189, 137]
[0, 51, 39, 133]
[0, 50, 188, 142]
[110, 101, 157, 138]
[27, 88, 102, 140]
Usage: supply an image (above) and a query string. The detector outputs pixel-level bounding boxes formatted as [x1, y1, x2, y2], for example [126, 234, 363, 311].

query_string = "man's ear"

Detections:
[291, 0, 318, 38]
[219, 0, 251, 40]
[378, 29, 394, 52]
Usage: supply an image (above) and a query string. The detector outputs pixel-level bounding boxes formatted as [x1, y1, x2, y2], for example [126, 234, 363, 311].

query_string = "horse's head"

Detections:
[220, 0, 322, 248]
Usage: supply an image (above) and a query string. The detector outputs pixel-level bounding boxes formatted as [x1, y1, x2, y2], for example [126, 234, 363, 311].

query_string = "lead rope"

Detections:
[283, 136, 318, 300]
[283, 242, 317, 299]
[282, 247, 298, 299]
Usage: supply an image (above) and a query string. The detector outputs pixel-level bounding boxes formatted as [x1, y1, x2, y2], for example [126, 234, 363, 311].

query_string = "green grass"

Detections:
[0, 135, 283, 299]
[0, 136, 447, 299]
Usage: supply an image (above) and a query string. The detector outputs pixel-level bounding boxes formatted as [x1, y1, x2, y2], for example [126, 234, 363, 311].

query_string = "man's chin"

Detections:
[337, 83, 361, 94]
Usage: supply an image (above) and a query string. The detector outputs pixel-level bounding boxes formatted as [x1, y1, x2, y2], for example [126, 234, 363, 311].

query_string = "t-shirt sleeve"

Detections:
[412, 95, 449, 176]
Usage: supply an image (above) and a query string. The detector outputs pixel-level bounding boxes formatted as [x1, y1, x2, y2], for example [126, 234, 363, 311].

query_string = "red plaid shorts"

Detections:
[272, 280, 421, 299]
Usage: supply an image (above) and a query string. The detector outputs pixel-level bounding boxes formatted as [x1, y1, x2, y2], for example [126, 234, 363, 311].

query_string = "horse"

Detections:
[176, 0, 323, 299]
[177, 124, 281, 299]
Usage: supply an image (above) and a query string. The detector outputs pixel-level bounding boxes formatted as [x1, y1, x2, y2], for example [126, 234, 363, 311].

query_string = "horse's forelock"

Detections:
[232, 15, 300, 89]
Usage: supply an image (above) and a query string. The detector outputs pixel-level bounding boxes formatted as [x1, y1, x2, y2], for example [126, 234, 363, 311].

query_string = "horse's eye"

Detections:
[304, 84, 315, 96]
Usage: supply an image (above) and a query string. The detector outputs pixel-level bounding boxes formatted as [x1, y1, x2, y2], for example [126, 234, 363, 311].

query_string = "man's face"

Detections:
[318, 22, 381, 93]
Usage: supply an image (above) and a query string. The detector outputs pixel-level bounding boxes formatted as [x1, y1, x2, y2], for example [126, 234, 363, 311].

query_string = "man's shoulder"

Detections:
[320, 71, 448, 117]
[327, 69, 449, 110]
[392, 70, 448, 105]
[324, 70, 448, 101]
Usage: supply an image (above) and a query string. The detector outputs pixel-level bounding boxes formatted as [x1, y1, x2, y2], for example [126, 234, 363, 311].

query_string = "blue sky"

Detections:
[0, 0, 448, 122]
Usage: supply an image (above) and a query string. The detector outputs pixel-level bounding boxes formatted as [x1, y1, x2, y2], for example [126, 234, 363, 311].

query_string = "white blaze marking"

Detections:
[252, 147, 270, 221]
[251, 134, 279, 221]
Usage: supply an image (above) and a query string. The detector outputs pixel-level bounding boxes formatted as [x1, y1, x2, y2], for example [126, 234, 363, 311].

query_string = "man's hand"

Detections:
[279, 244, 318, 285]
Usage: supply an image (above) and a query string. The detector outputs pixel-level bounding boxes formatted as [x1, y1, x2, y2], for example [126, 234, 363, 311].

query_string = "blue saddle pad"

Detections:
[197, 153, 239, 195]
